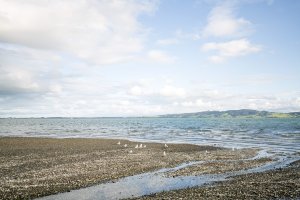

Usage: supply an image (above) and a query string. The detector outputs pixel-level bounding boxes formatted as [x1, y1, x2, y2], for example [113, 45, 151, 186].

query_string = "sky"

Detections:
[0, 0, 300, 117]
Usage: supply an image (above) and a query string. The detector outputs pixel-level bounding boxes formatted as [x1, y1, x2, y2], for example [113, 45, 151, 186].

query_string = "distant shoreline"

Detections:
[158, 109, 300, 118]
[1, 109, 300, 118]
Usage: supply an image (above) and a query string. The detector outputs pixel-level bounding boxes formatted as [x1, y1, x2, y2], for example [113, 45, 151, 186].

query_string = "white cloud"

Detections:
[147, 50, 176, 63]
[49, 84, 62, 94]
[128, 82, 186, 99]
[127, 80, 156, 97]
[160, 85, 186, 98]
[245, 96, 300, 112]
[201, 38, 261, 63]
[170, 91, 300, 114]
[202, 2, 252, 38]
[0, 0, 157, 65]
[128, 85, 154, 96]
[199, 1, 262, 63]
[128, 86, 144, 96]
[180, 99, 214, 110]
[1, 76, 299, 116]
[0, 44, 61, 95]
[181, 101, 194, 107]
[0, 66, 40, 94]
[156, 38, 179, 46]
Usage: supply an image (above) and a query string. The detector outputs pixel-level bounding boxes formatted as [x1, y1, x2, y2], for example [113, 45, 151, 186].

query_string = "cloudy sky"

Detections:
[0, 0, 300, 117]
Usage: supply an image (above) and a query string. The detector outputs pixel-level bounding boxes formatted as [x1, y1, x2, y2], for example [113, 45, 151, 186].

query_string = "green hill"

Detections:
[159, 109, 300, 118]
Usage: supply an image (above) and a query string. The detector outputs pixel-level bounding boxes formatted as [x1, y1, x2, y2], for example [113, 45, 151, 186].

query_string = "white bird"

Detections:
[129, 150, 133, 153]
[232, 147, 235, 151]
[124, 144, 127, 147]
[143, 145, 146, 148]
[163, 151, 166, 156]
[164, 144, 168, 148]
[205, 150, 208, 154]
[117, 141, 121, 145]
[140, 144, 143, 148]
[135, 144, 139, 148]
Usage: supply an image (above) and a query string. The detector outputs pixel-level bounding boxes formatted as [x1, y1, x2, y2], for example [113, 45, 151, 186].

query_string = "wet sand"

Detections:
[166, 157, 273, 177]
[0, 137, 297, 200]
[136, 160, 300, 200]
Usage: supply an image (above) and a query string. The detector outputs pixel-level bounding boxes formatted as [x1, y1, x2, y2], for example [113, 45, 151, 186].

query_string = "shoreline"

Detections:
[0, 137, 298, 199]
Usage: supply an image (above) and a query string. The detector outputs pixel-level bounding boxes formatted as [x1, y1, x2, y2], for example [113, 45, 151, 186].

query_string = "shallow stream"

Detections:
[38, 150, 299, 200]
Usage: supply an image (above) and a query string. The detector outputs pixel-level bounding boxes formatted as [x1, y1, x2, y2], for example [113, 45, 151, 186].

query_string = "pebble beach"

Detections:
[0, 137, 299, 199]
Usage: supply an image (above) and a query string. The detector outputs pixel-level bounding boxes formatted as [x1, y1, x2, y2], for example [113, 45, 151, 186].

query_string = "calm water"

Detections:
[1, 117, 300, 153]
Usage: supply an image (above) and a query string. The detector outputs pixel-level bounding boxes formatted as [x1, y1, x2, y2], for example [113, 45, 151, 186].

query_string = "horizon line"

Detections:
[1, 109, 299, 119]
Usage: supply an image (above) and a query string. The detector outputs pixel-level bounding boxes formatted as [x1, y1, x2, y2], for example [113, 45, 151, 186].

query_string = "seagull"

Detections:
[140, 144, 143, 148]
[124, 144, 127, 147]
[135, 144, 139, 148]
[232, 147, 235, 151]
[164, 144, 168, 148]
[205, 150, 208, 153]
[143, 145, 146, 148]
[117, 141, 121, 145]
[129, 150, 133, 153]
[163, 151, 166, 156]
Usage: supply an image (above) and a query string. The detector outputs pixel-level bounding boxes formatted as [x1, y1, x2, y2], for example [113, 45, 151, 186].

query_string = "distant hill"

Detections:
[159, 109, 300, 118]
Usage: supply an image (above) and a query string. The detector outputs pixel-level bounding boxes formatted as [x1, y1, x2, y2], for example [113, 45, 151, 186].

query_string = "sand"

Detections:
[0, 137, 298, 200]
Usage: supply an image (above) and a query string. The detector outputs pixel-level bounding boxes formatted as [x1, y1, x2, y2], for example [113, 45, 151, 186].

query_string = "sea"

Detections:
[2, 117, 300, 199]
[1, 117, 299, 154]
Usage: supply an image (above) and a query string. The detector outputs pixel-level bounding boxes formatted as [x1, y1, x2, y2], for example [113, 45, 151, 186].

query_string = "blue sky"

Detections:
[0, 0, 299, 117]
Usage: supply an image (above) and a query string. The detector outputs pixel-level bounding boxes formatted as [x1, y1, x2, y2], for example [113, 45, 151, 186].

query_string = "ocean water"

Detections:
[0, 117, 300, 153]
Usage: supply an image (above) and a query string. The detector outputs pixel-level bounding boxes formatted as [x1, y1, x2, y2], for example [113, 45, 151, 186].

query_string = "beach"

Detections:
[0, 137, 299, 199]
[135, 160, 300, 200]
